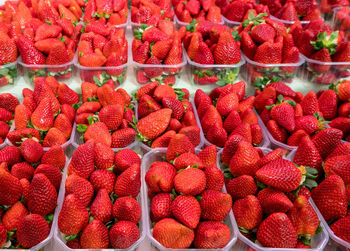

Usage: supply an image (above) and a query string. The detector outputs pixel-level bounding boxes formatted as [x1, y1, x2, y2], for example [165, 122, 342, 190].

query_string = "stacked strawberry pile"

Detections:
[218, 0, 269, 23]
[131, 0, 174, 24]
[0, 94, 19, 144]
[239, 13, 301, 84]
[173, 0, 222, 23]
[221, 144, 321, 248]
[320, 0, 348, 16]
[184, 21, 241, 85]
[133, 24, 185, 85]
[135, 82, 201, 149]
[84, 0, 128, 26]
[75, 82, 135, 148]
[334, 7, 350, 42]
[0, 143, 66, 248]
[195, 82, 264, 148]
[0, 26, 17, 86]
[291, 19, 350, 84]
[260, 0, 321, 22]
[314, 82, 350, 142]
[77, 25, 128, 87]
[58, 144, 142, 249]
[7, 77, 78, 148]
[0, 0, 84, 82]
[145, 142, 233, 249]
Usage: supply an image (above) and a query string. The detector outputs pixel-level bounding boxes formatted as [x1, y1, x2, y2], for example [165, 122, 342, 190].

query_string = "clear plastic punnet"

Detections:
[242, 53, 305, 86]
[174, 15, 225, 29]
[185, 50, 246, 86]
[0, 60, 18, 88]
[141, 148, 238, 251]
[53, 157, 146, 251]
[270, 15, 311, 27]
[5, 122, 76, 152]
[221, 16, 241, 27]
[18, 57, 75, 86]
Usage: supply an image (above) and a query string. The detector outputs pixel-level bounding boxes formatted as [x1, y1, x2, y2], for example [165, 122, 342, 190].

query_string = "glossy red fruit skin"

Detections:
[193, 221, 231, 249]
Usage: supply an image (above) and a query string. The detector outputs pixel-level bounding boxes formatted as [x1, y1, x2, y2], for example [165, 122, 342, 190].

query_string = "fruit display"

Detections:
[194, 82, 266, 148]
[0, 0, 84, 83]
[143, 144, 235, 249]
[133, 23, 186, 85]
[239, 13, 303, 84]
[260, 0, 321, 23]
[173, 0, 222, 24]
[0, 28, 18, 87]
[0, 94, 19, 145]
[84, 0, 128, 27]
[131, 0, 174, 26]
[56, 144, 143, 249]
[320, 0, 349, 18]
[333, 6, 350, 41]
[76, 25, 128, 88]
[0, 143, 66, 248]
[218, 0, 269, 26]
[134, 82, 202, 150]
[6, 77, 78, 149]
[75, 82, 136, 149]
[221, 145, 324, 249]
[291, 19, 350, 84]
[184, 21, 243, 85]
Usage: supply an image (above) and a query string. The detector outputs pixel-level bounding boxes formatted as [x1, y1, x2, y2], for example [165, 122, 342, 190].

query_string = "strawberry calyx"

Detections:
[186, 19, 199, 32]
[296, 165, 318, 189]
[64, 234, 78, 242]
[242, 12, 268, 28]
[77, 124, 88, 133]
[44, 213, 54, 224]
[312, 112, 329, 130]
[134, 24, 150, 40]
[254, 75, 280, 90]
[128, 115, 150, 143]
[266, 94, 296, 109]
[310, 31, 340, 55]
[174, 88, 186, 101]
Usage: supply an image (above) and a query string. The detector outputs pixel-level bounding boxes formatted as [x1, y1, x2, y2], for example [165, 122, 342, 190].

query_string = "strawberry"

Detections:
[76, 102, 101, 115]
[20, 138, 43, 163]
[0, 93, 19, 113]
[114, 164, 141, 198]
[80, 219, 109, 249]
[0, 108, 13, 122]
[167, 119, 182, 132]
[28, 173, 57, 216]
[111, 128, 136, 148]
[258, 148, 286, 167]
[58, 194, 89, 235]
[151, 39, 173, 60]
[329, 117, 350, 137]
[204, 166, 224, 191]
[14, 104, 31, 130]
[257, 213, 297, 248]
[2, 201, 28, 231]
[197, 145, 217, 168]
[268, 95, 296, 132]
[31, 97, 54, 131]
[266, 120, 287, 143]
[46, 44, 70, 65]
[114, 149, 141, 172]
[136, 108, 172, 141]
[254, 41, 282, 64]
[11, 163, 34, 181]
[323, 155, 350, 184]
[42, 128, 67, 147]
[93, 143, 114, 170]
[151, 193, 172, 221]
[90, 189, 112, 223]
[113, 196, 141, 223]
[146, 162, 176, 193]
[328, 142, 350, 159]
[311, 175, 347, 221]
[153, 218, 194, 249]
[258, 188, 293, 214]
[216, 92, 239, 117]
[34, 164, 62, 190]
[99, 104, 123, 130]
[300, 91, 319, 116]
[229, 141, 260, 176]
[133, 41, 150, 64]
[214, 31, 241, 64]
[109, 221, 140, 249]
[251, 23, 276, 44]
[65, 174, 94, 207]
[288, 195, 319, 237]
[57, 83, 79, 105]
[144, 56, 162, 79]
[332, 80, 350, 102]
[0, 224, 6, 247]
[194, 42, 214, 64]
[199, 190, 232, 221]
[17, 214, 50, 248]
[241, 31, 257, 60]
[312, 128, 343, 159]
[318, 89, 337, 120]
[153, 85, 176, 102]
[256, 159, 302, 192]
[223, 111, 242, 134]
[226, 175, 257, 201]
[167, 134, 195, 161]
[330, 216, 350, 243]
[68, 140, 95, 179]
[234, 194, 263, 232]
[84, 122, 112, 147]
[16, 36, 45, 65]
[0, 169, 22, 205]
[174, 153, 203, 170]
[295, 115, 324, 135]
[193, 221, 230, 248]
[171, 195, 201, 229]
[151, 131, 176, 148]
[162, 97, 184, 121]
[174, 168, 206, 195]
[201, 106, 222, 134]
[0, 145, 22, 166]
[206, 123, 227, 147]
[90, 169, 116, 194]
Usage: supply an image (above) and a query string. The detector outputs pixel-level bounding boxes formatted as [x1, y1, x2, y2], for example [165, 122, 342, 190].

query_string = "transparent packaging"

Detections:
[141, 148, 238, 251]
[18, 57, 75, 86]
[0, 60, 18, 88]
[242, 54, 305, 85]
[130, 13, 175, 33]
[174, 15, 224, 29]
[218, 148, 329, 251]
[53, 157, 146, 251]
[254, 109, 297, 151]
[270, 15, 311, 27]
[0, 155, 69, 251]
[74, 50, 129, 89]
[137, 100, 204, 154]
[300, 55, 350, 85]
[5, 122, 76, 152]
[131, 44, 187, 86]
[332, 7, 350, 41]
[221, 16, 241, 27]
[185, 50, 245, 86]
[194, 105, 270, 151]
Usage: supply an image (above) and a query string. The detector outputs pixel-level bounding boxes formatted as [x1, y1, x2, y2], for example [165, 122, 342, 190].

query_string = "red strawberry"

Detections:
[151, 193, 172, 221]
[251, 23, 276, 44]
[226, 175, 257, 201]
[153, 218, 194, 249]
[174, 168, 206, 195]
[328, 142, 350, 159]
[90, 189, 112, 223]
[258, 148, 286, 167]
[224, 110, 242, 134]
[229, 141, 260, 176]
[11, 162, 34, 181]
[34, 164, 62, 190]
[114, 149, 140, 172]
[14, 104, 31, 130]
[80, 219, 109, 249]
[204, 166, 224, 191]
[254, 41, 282, 64]
[2, 201, 28, 231]
[57, 83, 79, 105]
[193, 221, 231, 249]
[216, 92, 239, 117]
[233, 195, 263, 230]
[68, 140, 95, 179]
[312, 175, 347, 221]
[146, 162, 176, 193]
[17, 214, 50, 248]
[206, 123, 227, 147]
[266, 120, 287, 143]
[197, 145, 217, 168]
[312, 128, 343, 159]
[31, 97, 54, 131]
[94, 143, 114, 170]
[16, 36, 45, 65]
[166, 134, 195, 162]
[257, 213, 297, 248]
[90, 169, 116, 194]
[300, 91, 319, 115]
[173, 153, 203, 170]
[113, 196, 141, 223]
[58, 194, 90, 235]
[295, 115, 324, 135]
[194, 42, 214, 64]
[84, 122, 112, 147]
[171, 195, 201, 229]
[213, 31, 241, 64]
[258, 188, 293, 214]
[109, 221, 140, 249]
[20, 138, 43, 163]
[0, 93, 19, 113]
[269, 96, 296, 132]
[65, 174, 94, 207]
[201, 106, 222, 134]
[42, 128, 67, 147]
[318, 89, 337, 120]
[199, 190, 232, 221]
[0, 169, 22, 205]
[330, 216, 350, 243]
[323, 155, 350, 184]
[114, 164, 141, 198]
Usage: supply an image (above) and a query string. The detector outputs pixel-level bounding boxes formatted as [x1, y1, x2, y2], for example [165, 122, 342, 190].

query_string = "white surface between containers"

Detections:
[0, 20, 345, 251]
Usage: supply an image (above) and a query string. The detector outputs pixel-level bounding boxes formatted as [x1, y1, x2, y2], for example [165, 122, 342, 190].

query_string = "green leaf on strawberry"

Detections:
[310, 31, 339, 55]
